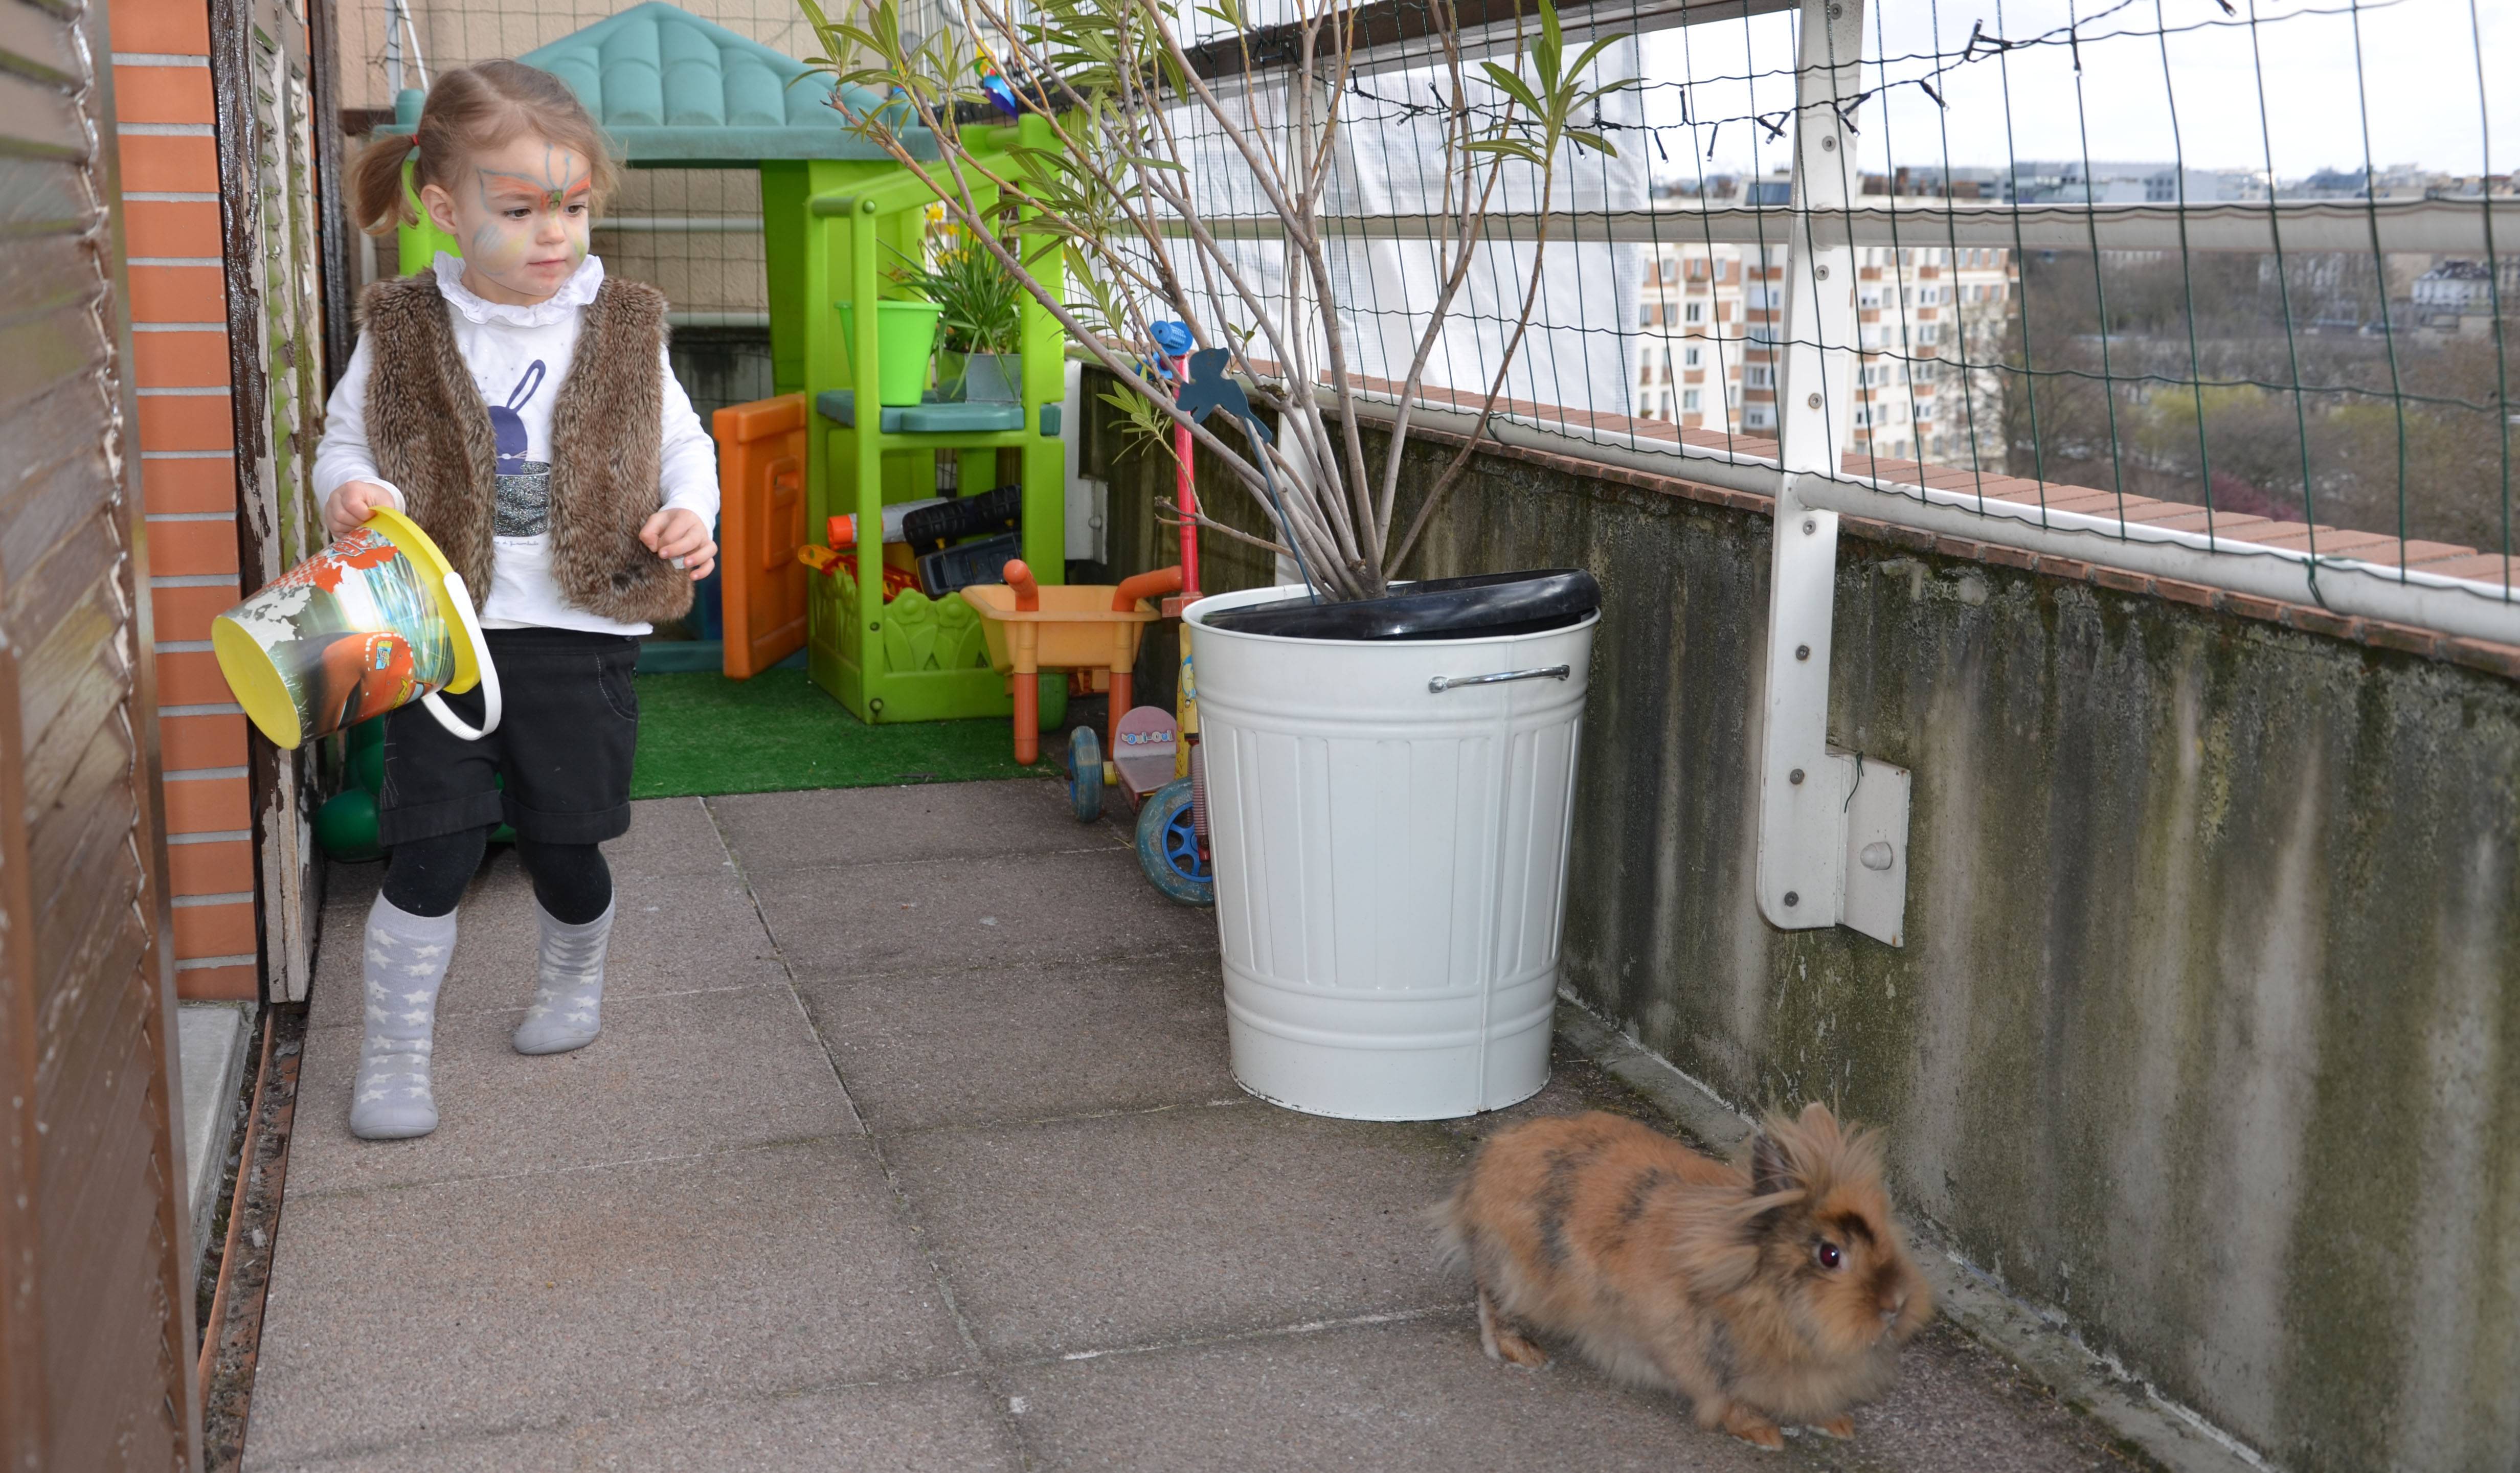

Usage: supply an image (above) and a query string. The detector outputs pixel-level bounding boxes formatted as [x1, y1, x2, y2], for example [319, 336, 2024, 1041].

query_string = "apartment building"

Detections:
[1848, 242, 2018, 464]
[1632, 242, 1749, 432]
[1631, 225, 2017, 466]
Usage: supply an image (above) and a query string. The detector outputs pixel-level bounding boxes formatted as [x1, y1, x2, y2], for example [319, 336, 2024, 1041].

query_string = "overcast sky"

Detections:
[1636, 0, 2511, 183]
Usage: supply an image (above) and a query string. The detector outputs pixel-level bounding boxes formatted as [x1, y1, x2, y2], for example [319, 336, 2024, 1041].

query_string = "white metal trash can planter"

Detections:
[1184, 574, 1599, 1121]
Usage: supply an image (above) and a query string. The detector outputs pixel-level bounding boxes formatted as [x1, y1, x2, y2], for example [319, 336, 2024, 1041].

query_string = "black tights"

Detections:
[380, 827, 613, 924]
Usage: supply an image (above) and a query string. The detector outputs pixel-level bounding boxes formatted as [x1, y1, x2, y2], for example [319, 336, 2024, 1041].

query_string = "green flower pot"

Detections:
[838, 300, 947, 406]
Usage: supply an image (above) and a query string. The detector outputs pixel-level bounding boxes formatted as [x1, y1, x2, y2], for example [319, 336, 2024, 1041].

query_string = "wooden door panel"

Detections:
[41, 1016, 180, 1467]
[0, 0, 200, 1461]
[30, 716, 140, 891]
[0, 443, 123, 586]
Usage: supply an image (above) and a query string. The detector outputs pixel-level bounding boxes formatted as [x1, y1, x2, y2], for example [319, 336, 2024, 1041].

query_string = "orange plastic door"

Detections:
[712, 394, 810, 677]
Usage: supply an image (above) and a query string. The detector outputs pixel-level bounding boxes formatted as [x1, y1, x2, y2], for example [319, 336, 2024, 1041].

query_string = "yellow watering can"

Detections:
[211, 507, 501, 749]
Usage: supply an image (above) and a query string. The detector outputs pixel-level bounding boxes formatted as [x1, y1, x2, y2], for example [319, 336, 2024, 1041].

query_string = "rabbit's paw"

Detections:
[1476, 1290, 1551, 1368]
[1720, 1404, 1786, 1452]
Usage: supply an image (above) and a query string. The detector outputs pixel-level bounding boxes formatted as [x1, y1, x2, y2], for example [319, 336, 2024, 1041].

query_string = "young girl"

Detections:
[316, 61, 719, 1140]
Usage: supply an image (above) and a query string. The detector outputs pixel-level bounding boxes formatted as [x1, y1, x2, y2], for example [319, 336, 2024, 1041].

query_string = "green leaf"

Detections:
[1578, 77, 1642, 107]
[1478, 62, 1544, 116]
[1567, 35, 1624, 81]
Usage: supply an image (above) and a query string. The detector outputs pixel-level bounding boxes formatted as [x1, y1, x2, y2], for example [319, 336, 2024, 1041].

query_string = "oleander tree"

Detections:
[797, 0, 1629, 599]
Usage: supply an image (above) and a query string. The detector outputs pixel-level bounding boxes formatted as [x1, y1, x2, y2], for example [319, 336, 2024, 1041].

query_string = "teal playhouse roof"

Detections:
[391, 2, 928, 164]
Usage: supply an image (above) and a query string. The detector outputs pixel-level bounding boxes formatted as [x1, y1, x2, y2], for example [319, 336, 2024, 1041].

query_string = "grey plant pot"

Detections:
[938, 350, 1021, 403]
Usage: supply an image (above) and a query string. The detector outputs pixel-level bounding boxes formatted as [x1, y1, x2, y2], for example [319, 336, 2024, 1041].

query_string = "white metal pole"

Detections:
[384, 0, 403, 98]
[401, 0, 430, 90]
[1754, 0, 1870, 934]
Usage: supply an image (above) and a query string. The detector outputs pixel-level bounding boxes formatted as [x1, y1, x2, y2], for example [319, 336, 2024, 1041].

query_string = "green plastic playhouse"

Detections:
[787, 141, 1067, 724]
[386, 3, 1068, 726]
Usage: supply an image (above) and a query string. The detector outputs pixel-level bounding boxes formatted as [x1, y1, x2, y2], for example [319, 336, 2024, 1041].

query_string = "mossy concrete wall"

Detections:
[1097, 410, 2520, 1472]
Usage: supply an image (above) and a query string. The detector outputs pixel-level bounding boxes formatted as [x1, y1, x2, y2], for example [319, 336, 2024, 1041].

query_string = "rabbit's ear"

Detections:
[505, 360, 547, 411]
[1750, 1130, 1795, 1197]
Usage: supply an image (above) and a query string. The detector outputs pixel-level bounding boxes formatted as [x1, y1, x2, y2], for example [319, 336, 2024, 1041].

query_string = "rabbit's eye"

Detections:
[1815, 1240, 1843, 1270]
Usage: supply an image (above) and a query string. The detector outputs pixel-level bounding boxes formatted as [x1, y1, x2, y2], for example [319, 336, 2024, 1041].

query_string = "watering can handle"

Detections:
[418, 571, 502, 741]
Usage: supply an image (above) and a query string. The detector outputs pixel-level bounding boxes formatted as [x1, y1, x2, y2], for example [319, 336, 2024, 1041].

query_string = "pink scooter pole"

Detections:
[1174, 354, 1199, 599]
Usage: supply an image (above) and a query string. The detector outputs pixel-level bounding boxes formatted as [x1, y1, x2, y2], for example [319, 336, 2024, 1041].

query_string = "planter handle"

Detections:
[1427, 664, 1571, 694]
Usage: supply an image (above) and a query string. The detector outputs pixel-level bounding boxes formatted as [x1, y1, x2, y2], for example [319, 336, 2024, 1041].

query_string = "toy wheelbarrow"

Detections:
[963, 559, 1182, 766]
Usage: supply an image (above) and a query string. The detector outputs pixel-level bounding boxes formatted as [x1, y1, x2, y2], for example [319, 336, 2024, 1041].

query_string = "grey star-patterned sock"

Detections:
[349, 895, 457, 1141]
[512, 898, 612, 1056]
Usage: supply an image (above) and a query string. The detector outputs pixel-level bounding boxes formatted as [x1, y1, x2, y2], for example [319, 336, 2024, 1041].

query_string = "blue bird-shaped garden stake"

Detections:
[1172, 347, 1320, 600]
[1174, 348, 1269, 442]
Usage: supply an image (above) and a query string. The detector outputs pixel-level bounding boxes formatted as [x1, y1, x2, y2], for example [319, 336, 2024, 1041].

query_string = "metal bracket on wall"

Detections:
[1753, 0, 1910, 945]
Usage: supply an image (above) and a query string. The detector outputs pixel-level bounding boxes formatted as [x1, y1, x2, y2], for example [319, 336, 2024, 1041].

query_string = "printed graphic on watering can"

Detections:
[211, 507, 499, 751]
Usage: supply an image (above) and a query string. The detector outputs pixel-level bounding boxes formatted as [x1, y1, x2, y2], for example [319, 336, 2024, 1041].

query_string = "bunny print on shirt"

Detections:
[490, 359, 551, 537]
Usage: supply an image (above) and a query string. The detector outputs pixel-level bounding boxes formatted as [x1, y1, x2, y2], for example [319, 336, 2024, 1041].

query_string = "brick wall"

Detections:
[112, 0, 257, 1001]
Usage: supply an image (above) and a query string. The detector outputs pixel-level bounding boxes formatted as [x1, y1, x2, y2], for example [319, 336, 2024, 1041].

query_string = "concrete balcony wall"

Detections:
[1096, 404, 2520, 1473]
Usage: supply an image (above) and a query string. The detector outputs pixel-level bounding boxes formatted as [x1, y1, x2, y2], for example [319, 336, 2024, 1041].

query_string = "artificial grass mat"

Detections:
[631, 667, 1050, 799]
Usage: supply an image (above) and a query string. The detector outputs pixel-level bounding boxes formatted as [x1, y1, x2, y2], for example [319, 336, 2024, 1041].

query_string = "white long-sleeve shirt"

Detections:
[313, 254, 719, 636]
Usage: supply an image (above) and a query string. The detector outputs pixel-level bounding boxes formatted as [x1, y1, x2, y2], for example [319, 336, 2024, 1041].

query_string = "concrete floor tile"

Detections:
[608, 796, 739, 878]
[322, 859, 383, 915]
[798, 956, 1234, 1130]
[309, 862, 782, 1030]
[307, 796, 725, 923]
[1006, 1312, 1770, 1473]
[289, 985, 856, 1196]
[751, 847, 1217, 983]
[884, 1102, 1467, 1358]
[252, 1374, 1022, 1473]
[1814, 1322, 2141, 1473]
[710, 780, 1114, 874]
[243, 1140, 970, 1467]
[1006, 1315, 2133, 1473]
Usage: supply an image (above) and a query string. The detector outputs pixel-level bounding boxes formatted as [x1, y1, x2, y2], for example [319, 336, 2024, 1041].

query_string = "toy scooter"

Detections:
[1063, 329, 1213, 905]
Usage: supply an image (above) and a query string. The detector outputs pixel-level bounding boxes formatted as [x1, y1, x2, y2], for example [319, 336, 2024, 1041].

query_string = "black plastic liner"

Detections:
[1200, 569, 1600, 642]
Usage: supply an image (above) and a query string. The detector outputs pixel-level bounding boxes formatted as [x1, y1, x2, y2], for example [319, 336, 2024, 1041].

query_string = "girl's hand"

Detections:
[325, 480, 397, 538]
[641, 508, 717, 581]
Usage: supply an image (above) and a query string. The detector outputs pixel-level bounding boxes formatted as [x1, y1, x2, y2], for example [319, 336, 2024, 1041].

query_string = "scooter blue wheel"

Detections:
[1135, 777, 1213, 907]
[1067, 724, 1102, 823]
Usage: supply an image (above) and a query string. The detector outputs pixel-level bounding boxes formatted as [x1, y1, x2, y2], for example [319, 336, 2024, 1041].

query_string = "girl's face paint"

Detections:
[419, 134, 593, 306]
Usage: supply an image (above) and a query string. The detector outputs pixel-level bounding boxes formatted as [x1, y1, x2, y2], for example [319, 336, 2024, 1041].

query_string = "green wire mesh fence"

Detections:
[1109, 0, 2516, 634]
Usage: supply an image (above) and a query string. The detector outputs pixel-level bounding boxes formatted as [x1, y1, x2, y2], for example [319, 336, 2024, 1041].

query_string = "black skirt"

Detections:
[375, 628, 641, 846]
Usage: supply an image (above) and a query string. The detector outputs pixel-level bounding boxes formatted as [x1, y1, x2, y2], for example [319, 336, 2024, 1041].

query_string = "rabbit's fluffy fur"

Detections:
[1437, 1104, 1931, 1450]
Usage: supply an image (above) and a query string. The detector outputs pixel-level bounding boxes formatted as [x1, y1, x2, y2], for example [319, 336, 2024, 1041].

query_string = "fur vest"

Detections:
[358, 270, 694, 625]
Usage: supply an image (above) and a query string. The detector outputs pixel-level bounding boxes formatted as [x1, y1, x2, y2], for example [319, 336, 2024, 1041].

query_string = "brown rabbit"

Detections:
[1436, 1104, 1932, 1449]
